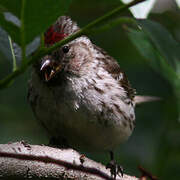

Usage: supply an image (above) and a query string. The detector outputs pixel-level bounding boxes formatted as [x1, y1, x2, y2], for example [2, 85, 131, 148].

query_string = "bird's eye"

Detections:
[62, 46, 69, 53]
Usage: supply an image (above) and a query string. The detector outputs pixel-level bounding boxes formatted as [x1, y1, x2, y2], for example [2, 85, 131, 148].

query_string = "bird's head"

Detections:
[37, 16, 92, 83]
[37, 16, 93, 83]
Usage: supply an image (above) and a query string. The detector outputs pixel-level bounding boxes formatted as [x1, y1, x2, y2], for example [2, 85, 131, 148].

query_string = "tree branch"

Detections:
[0, 141, 138, 180]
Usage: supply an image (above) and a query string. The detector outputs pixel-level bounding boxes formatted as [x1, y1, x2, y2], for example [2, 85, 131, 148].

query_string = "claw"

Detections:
[117, 165, 123, 177]
[106, 151, 124, 180]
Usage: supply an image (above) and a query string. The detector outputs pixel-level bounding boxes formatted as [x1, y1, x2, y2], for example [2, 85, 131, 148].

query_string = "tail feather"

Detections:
[134, 95, 161, 105]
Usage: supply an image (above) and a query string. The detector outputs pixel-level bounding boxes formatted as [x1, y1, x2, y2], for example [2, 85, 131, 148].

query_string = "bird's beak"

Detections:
[40, 59, 62, 82]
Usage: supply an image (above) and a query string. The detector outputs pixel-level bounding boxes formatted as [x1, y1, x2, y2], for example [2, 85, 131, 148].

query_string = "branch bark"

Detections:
[0, 141, 138, 180]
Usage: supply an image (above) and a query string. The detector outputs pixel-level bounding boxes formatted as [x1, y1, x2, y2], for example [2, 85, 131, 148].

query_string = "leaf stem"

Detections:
[87, 17, 137, 35]
[8, 36, 17, 72]
[21, 0, 26, 63]
[81, 0, 144, 31]
[0, 0, 147, 89]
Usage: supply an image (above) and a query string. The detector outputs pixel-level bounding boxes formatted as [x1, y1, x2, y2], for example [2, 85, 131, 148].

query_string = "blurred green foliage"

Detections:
[0, 0, 180, 179]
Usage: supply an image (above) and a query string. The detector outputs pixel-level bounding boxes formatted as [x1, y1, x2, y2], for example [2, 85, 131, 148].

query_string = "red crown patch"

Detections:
[45, 26, 67, 45]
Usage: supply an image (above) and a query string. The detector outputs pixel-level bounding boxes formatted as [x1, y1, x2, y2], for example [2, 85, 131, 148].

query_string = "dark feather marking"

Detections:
[94, 45, 136, 100]
[115, 94, 122, 99]
[104, 83, 112, 90]
[111, 96, 116, 101]
[96, 73, 103, 80]
[113, 103, 129, 121]
[94, 86, 104, 94]
[130, 123, 133, 131]
[101, 101, 114, 114]
[130, 113, 134, 120]
[122, 121, 127, 128]
[92, 79, 97, 83]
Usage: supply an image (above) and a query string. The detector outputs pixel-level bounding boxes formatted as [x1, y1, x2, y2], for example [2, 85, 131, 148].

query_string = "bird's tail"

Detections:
[134, 95, 161, 105]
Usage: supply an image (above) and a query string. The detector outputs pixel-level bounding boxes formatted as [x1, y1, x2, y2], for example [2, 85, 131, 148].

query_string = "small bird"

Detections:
[28, 16, 154, 179]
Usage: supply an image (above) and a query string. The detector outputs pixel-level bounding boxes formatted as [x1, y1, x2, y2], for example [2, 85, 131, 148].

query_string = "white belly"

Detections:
[29, 72, 135, 152]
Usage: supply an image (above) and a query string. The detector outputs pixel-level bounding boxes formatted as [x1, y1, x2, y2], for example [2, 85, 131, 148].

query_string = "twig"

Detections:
[138, 165, 158, 180]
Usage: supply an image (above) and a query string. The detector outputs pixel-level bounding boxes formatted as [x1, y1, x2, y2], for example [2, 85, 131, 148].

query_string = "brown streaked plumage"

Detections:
[28, 16, 157, 179]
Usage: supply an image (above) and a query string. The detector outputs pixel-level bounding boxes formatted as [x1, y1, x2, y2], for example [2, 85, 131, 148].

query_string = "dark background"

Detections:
[0, 0, 179, 179]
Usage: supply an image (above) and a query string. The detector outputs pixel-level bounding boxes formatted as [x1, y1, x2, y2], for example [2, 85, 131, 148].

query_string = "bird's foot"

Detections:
[106, 151, 123, 179]
[106, 160, 123, 179]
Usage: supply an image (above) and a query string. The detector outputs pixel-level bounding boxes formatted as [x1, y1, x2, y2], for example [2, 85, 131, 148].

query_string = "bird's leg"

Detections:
[106, 151, 123, 180]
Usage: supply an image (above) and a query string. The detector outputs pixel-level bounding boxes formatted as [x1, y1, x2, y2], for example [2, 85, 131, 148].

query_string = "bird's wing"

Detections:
[93, 44, 136, 100]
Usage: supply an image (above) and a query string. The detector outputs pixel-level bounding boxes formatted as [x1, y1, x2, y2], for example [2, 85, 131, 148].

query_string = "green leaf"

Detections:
[0, 13, 20, 44]
[0, 0, 72, 45]
[127, 20, 180, 120]
[127, 28, 178, 83]
[137, 19, 180, 71]
[0, 27, 12, 60]
[24, 0, 72, 44]
[0, 0, 22, 17]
